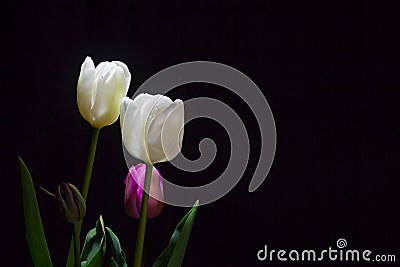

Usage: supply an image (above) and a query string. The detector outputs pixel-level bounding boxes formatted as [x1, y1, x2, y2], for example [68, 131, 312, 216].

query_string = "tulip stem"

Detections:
[66, 127, 100, 267]
[73, 223, 80, 267]
[133, 163, 153, 267]
[81, 127, 100, 201]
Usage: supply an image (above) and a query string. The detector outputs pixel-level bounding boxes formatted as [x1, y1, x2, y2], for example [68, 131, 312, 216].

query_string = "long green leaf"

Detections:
[19, 156, 53, 267]
[152, 201, 199, 267]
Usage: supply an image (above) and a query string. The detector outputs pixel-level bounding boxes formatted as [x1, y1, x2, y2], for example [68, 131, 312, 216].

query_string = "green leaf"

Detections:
[80, 216, 106, 267]
[110, 257, 119, 267]
[19, 157, 53, 267]
[105, 227, 128, 267]
[152, 201, 199, 267]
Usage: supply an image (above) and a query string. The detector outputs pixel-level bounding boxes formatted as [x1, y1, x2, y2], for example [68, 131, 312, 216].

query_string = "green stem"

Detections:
[77, 127, 100, 235]
[73, 223, 80, 267]
[66, 127, 100, 267]
[133, 163, 153, 267]
[81, 127, 100, 201]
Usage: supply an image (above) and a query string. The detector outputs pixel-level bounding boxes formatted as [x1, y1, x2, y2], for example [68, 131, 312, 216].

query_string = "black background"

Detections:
[3, 1, 400, 266]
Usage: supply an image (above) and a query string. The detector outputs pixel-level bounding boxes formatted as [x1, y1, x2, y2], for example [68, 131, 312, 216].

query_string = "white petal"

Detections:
[121, 97, 151, 163]
[151, 99, 184, 163]
[112, 61, 131, 95]
[133, 94, 171, 127]
[120, 97, 131, 130]
[77, 56, 95, 124]
[91, 63, 126, 128]
[142, 95, 173, 161]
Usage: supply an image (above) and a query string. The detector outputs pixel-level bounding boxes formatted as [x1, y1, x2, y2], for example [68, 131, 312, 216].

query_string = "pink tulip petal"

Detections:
[124, 164, 164, 219]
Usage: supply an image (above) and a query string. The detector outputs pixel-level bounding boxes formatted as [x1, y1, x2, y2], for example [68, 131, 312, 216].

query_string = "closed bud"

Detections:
[56, 183, 86, 223]
[124, 164, 164, 219]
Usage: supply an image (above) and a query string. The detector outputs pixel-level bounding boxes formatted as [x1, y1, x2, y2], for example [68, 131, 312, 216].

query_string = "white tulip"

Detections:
[120, 94, 184, 164]
[77, 56, 131, 129]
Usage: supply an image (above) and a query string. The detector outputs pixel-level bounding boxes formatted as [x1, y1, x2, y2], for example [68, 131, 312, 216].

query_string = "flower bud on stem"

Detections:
[66, 127, 100, 266]
[56, 183, 86, 223]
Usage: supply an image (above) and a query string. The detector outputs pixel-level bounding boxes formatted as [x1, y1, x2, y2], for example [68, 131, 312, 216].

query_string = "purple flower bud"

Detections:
[124, 164, 164, 219]
[56, 183, 86, 223]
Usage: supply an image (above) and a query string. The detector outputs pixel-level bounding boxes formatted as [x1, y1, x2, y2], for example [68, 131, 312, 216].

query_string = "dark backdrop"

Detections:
[3, 1, 400, 266]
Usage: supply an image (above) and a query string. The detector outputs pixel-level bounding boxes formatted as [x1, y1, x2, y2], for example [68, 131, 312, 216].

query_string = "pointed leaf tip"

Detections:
[152, 202, 199, 267]
[19, 156, 53, 267]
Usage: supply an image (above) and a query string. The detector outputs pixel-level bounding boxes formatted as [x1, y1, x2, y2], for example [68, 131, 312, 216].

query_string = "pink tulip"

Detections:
[124, 164, 164, 219]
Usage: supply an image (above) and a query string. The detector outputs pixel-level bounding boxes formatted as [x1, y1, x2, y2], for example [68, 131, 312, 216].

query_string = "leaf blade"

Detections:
[152, 201, 199, 267]
[19, 157, 53, 267]
[105, 227, 128, 267]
